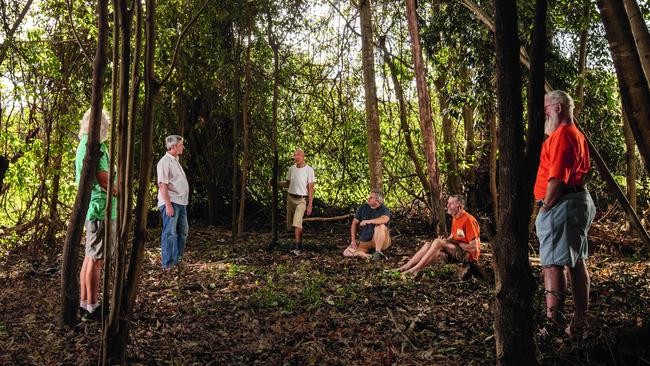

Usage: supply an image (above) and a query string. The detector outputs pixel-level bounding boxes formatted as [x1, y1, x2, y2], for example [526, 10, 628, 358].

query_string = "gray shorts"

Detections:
[535, 190, 595, 267]
[85, 220, 116, 260]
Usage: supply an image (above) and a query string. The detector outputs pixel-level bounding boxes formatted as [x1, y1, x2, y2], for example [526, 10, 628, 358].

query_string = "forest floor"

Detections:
[0, 216, 649, 365]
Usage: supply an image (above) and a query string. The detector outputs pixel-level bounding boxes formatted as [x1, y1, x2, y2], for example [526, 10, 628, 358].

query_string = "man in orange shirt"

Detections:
[534, 90, 596, 338]
[395, 195, 480, 275]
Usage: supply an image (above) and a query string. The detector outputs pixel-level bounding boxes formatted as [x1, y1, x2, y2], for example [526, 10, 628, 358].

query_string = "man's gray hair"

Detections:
[545, 90, 575, 120]
[450, 194, 466, 207]
[78, 108, 111, 142]
[165, 135, 184, 150]
[371, 189, 385, 204]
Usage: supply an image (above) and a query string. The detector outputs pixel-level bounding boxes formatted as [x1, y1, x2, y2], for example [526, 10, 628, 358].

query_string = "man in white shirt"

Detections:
[280, 149, 315, 250]
[157, 135, 190, 269]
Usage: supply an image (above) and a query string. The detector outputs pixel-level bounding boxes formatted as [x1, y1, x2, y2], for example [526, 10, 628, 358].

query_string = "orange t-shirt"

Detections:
[451, 211, 481, 261]
[534, 124, 590, 200]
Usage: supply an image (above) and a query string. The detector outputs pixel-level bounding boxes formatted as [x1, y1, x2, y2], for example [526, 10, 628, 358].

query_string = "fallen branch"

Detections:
[303, 213, 353, 222]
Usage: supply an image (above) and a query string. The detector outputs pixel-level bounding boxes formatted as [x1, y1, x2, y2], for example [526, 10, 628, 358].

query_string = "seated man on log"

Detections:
[343, 190, 391, 260]
[395, 195, 480, 276]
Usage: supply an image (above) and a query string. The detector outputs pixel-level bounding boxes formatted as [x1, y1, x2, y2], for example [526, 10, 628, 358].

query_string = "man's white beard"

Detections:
[544, 115, 559, 136]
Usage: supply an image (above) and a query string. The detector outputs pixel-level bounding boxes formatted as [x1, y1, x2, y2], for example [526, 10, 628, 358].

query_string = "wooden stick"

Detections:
[303, 213, 353, 222]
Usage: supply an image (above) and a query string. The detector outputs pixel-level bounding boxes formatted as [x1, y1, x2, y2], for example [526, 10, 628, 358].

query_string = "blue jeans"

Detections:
[160, 203, 188, 269]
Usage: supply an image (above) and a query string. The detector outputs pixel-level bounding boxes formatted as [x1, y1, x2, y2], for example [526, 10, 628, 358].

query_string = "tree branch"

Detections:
[66, 0, 93, 63]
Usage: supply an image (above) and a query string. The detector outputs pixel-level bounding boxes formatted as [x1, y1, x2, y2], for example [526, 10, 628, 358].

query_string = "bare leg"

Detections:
[87, 259, 103, 305]
[543, 265, 566, 324]
[372, 224, 387, 252]
[396, 242, 432, 272]
[80, 257, 90, 304]
[294, 227, 303, 244]
[405, 240, 448, 274]
[567, 259, 590, 329]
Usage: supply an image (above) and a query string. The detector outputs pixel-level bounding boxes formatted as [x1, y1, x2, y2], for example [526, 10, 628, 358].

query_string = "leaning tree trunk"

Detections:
[622, 109, 638, 226]
[378, 38, 429, 195]
[624, 0, 650, 84]
[59, 0, 109, 328]
[598, 0, 650, 174]
[434, 75, 462, 195]
[492, 0, 539, 364]
[405, 0, 447, 234]
[237, 13, 253, 237]
[268, 5, 280, 249]
[358, 0, 383, 191]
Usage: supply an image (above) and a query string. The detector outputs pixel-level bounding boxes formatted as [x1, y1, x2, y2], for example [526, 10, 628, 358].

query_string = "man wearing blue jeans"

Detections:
[157, 135, 189, 269]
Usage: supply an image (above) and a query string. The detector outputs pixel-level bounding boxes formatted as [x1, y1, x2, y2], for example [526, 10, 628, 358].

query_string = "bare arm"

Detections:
[541, 178, 566, 211]
[350, 218, 359, 246]
[306, 182, 315, 215]
[96, 170, 117, 196]
[158, 182, 174, 216]
[359, 215, 390, 226]
[447, 238, 479, 254]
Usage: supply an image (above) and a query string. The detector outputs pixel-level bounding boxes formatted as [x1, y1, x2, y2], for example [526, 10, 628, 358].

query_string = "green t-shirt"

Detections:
[75, 134, 117, 221]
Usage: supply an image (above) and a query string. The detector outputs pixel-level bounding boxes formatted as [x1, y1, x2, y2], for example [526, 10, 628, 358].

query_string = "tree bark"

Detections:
[237, 13, 253, 236]
[434, 76, 462, 195]
[59, 0, 109, 328]
[378, 37, 429, 195]
[622, 109, 637, 220]
[231, 34, 242, 239]
[488, 113, 499, 224]
[623, 0, 650, 84]
[598, 0, 650, 174]
[492, 0, 538, 363]
[574, 0, 591, 118]
[405, 0, 447, 234]
[358, 0, 383, 191]
[461, 66, 477, 210]
[268, 4, 280, 249]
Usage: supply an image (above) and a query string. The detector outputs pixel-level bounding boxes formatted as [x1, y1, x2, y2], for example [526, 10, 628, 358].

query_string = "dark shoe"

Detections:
[456, 265, 471, 281]
[371, 251, 386, 261]
[79, 307, 88, 319]
[297, 242, 304, 250]
[81, 310, 100, 323]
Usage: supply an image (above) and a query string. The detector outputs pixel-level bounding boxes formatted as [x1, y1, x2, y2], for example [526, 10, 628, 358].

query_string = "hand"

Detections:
[165, 204, 175, 217]
[350, 239, 358, 249]
[307, 204, 313, 216]
[360, 220, 369, 226]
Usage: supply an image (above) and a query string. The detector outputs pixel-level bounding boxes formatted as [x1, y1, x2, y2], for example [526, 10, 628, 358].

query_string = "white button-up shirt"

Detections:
[157, 152, 189, 207]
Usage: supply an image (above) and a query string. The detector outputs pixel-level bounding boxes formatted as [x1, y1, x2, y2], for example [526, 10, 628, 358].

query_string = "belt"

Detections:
[564, 185, 585, 194]
[289, 193, 307, 199]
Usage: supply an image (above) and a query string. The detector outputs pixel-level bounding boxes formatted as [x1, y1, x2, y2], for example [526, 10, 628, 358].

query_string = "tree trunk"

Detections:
[268, 5, 280, 249]
[237, 14, 253, 236]
[461, 66, 477, 211]
[231, 34, 242, 239]
[623, 0, 650, 84]
[622, 109, 638, 227]
[107, 0, 155, 360]
[434, 76, 462, 195]
[59, 0, 109, 328]
[378, 37, 429, 196]
[488, 113, 499, 224]
[574, 0, 591, 118]
[492, 0, 538, 363]
[405, 0, 447, 234]
[598, 0, 650, 174]
[358, 0, 383, 191]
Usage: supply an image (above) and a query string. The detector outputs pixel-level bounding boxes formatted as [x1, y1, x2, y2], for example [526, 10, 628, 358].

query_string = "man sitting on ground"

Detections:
[396, 195, 480, 275]
[343, 190, 391, 260]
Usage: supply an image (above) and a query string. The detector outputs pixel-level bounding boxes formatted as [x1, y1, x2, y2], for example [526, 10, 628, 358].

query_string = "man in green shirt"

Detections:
[75, 108, 116, 322]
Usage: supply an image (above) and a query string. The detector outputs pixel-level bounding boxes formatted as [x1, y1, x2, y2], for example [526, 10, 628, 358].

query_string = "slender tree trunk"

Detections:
[108, 0, 156, 360]
[598, 0, 650, 173]
[102, 0, 132, 361]
[59, 0, 109, 328]
[624, 0, 650, 83]
[378, 38, 429, 194]
[492, 0, 538, 363]
[231, 34, 242, 239]
[268, 5, 280, 249]
[574, 0, 591, 118]
[237, 14, 253, 236]
[461, 66, 477, 210]
[405, 0, 447, 234]
[622, 109, 637, 215]
[434, 76, 462, 195]
[358, 0, 383, 191]
[0, 0, 34, 65]
[488, 113, 499, 224]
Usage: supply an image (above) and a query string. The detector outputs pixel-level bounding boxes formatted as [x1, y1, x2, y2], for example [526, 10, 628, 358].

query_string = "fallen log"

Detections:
[303, 213, 353, 222]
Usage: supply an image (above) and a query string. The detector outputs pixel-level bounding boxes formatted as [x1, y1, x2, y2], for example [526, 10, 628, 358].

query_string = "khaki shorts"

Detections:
[286, 194, 306, 230]
[442, 244, 472, 264]
[85, 220, 116, 260]
[358, 225, 392, 252]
